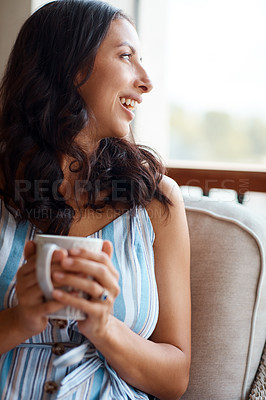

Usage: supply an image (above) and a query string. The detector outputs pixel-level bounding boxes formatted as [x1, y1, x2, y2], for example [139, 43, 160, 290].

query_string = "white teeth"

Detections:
[120, 97, 138, 110]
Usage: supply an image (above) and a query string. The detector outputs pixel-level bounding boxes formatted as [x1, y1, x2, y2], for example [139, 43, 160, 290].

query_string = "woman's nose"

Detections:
[135, 66, 153, 93]
[139, 77, 153, 93]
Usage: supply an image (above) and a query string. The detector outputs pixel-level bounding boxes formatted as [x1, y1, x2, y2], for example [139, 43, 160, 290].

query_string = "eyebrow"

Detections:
[116, 41, 136, 55]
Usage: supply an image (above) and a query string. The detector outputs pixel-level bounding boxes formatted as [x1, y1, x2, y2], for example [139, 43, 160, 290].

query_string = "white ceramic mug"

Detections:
[35, 234, 103, 320]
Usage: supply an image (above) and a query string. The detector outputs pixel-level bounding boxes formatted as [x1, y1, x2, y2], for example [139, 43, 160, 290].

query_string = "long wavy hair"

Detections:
[0, 0, 171, 234]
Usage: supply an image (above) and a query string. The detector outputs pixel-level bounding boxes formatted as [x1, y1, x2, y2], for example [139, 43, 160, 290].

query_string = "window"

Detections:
[136, 0, 266, 165]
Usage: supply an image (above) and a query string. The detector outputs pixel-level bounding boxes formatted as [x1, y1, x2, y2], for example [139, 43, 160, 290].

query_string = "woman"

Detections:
[0, 1, 191, 399]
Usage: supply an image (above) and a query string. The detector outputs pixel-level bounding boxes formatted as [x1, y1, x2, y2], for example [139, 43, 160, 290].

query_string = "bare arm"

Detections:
[0, 307, 30, 355]
[93, 177, 191, 399]
[53, 176, 191, 400]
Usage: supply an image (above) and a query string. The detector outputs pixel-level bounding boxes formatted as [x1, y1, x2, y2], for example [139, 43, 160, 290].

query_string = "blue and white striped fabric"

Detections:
[0, 199, 158, 399]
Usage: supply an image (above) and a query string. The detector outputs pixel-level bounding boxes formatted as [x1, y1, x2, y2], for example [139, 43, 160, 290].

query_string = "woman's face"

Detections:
[78, 17, 153, 141]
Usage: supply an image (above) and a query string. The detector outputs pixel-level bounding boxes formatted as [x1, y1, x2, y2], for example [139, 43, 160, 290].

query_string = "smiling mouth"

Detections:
[120, 97, 139, 111]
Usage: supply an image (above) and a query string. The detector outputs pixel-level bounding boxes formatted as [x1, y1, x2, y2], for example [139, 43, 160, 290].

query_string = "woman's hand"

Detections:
[52, 240, 120, 342]
[15, 241, 67, 338]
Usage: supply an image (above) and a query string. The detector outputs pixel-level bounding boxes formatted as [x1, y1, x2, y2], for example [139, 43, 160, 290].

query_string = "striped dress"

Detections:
[0, 199, 159, 399]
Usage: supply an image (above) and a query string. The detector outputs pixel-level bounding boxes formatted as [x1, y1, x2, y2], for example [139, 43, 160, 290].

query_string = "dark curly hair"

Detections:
[0, 0, 171, 235]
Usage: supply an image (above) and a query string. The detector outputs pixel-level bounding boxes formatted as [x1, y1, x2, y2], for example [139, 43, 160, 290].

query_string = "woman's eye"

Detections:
[121, 53, 132, 61]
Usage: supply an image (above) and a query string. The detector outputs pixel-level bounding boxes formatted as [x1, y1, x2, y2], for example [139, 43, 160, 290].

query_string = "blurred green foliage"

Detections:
[169, 104, 266, 163]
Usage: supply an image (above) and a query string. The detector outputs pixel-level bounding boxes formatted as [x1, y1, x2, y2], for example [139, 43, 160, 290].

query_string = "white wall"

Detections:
[0, 0, 31, 79]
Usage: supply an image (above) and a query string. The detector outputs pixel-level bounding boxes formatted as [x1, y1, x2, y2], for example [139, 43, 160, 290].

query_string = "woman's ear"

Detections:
[74, 70, 84, 88]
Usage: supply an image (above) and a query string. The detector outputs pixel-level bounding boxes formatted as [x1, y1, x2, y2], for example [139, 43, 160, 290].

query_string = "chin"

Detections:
[110, 125, 131, 139]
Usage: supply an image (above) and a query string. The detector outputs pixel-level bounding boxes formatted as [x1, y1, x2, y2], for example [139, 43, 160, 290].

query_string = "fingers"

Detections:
[24, 241, 36, 260]
[14, 242, 69, 337]
[52, 241, 119, 305]
[52, 288, 109, 315]
[58, 258, 119, 300]
[68, 244, 118, 280]
[53, 271, 110, 299]
[18, 243, 68, 305]
[102, 240, 113, 258]
[16, 283, 44, 306]
[62, 256, 116, 281]
[54, 259, 120, 299]
[20, 241, 119, 324]
[39, 299, 67, 316]
[16, 272, 40, 294]
[20, 247, 67, 275]
[51, 247, 68, 262]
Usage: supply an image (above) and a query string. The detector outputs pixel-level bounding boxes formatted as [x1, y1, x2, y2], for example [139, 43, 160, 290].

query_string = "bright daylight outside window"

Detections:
[31, 0, 266, 166]
[137, 0, 266, 165]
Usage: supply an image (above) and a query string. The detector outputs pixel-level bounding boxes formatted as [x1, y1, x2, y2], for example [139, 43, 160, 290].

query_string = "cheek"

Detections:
[95, 88, 119, 114]
[79, 71, 123, 115]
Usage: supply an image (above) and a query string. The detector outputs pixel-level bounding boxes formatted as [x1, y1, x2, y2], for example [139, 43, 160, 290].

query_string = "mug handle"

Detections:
[36, 243, 60, 301]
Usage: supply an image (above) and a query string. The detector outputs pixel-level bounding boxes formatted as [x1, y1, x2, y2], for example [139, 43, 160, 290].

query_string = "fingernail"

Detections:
[53, 272, 64, 279]
[62, 258, 73, 266]
[53, 289, 63, 298]
[69, 248, 80, 255]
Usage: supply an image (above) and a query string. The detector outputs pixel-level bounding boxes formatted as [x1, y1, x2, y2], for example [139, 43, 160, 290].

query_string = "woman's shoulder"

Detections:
[145, 175, 187, 238]
[158, 175, 183, 201]
[146, 175, 184, 218]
